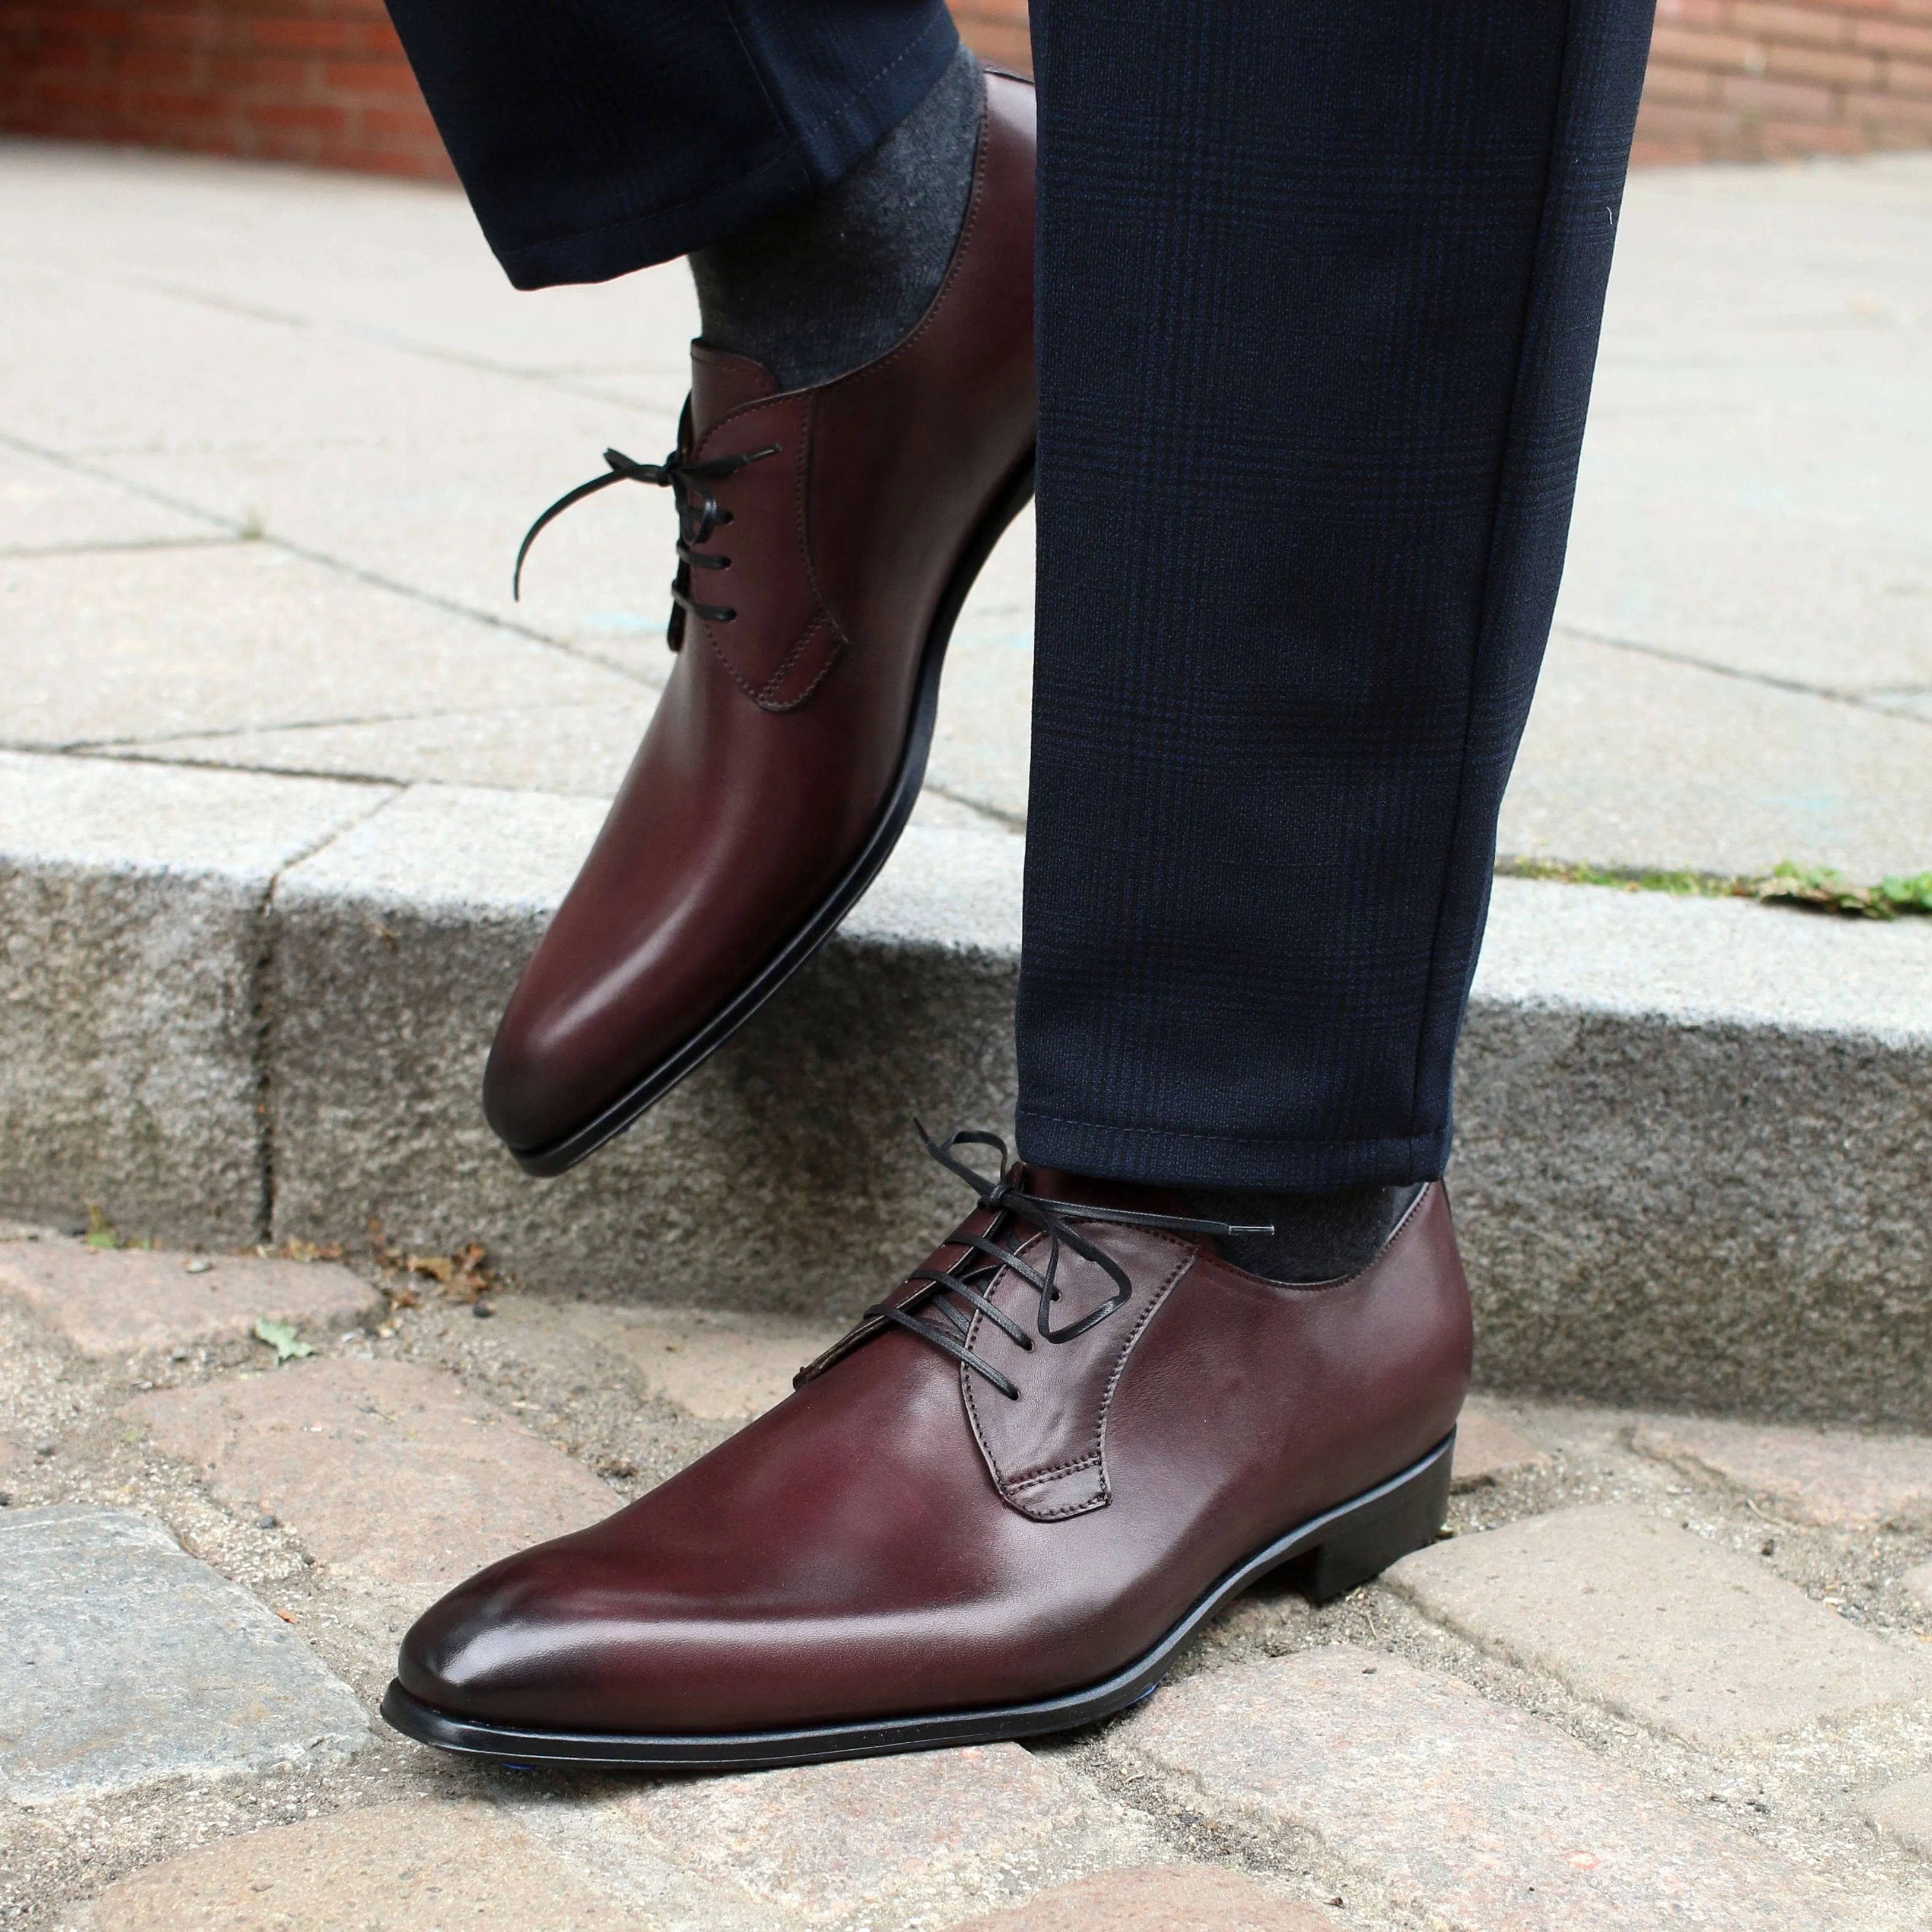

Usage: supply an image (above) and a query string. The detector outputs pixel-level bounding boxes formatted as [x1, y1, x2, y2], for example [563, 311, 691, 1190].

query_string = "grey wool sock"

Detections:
[1188, 1184, 1428, 1284]
[688, 44, 982, 391]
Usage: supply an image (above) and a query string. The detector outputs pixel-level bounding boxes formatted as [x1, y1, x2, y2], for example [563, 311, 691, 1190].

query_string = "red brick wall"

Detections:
[6, 0, 1930, 179]
[1637, 0, 1932, 160]
[953, 1, 1032, 75]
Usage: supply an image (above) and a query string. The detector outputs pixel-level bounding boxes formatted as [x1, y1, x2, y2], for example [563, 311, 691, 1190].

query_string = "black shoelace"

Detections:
[512, 439, 781, 649]
[868, 1127, 1274, 1402]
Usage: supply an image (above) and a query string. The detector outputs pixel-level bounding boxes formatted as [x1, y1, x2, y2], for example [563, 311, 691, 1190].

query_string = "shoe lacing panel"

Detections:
[512, 431, 781, 649]
[866, 1126, 1272, 1402]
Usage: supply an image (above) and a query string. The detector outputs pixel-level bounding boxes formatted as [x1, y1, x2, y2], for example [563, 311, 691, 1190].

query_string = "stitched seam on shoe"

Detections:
[755, 615, 844, 711]
[702, 620, 787, 706]
[1004, 1453, 1101, 1494]
[961, 1229, 1040, 1490]
[991, 1245, 1191, 1506]
[692, 396, 843, 708]
[962, 1232, 1193, 1504]
[792, 390, 846, 687]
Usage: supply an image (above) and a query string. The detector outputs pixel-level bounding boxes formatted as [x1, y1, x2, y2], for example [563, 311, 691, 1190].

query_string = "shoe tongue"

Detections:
[689, 342, 780, 439]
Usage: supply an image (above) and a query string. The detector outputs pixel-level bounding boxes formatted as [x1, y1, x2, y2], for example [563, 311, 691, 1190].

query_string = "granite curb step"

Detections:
[3, 748, 1929, 1425]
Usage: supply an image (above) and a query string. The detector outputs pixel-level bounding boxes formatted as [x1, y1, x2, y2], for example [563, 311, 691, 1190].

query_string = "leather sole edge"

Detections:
[505, 447, 1038, 1178]
[379, 1427, 1454, 1770]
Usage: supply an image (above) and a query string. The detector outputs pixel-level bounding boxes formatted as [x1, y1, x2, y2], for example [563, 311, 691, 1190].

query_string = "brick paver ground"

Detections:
[953, 1865, 1332, 1930]
[1111, 1647, 1867, 1931]
[1387, 1502, 1932, 1747]
[0, 1242, 379, 1358]
[6, 1238, 1932, 1928]
[68, 1801, 641, 1930]
[1632, 1415, 1932, 1529]
[1869, 1773, 1932, 1860]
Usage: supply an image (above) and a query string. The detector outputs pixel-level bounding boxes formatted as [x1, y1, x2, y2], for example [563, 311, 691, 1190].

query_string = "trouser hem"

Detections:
[1013, 1110, 1453, 1194]
[493, 8, 961, 289]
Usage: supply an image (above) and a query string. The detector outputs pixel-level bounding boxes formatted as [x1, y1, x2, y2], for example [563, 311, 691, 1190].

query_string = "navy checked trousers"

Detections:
[384, 0, 1657, 1191]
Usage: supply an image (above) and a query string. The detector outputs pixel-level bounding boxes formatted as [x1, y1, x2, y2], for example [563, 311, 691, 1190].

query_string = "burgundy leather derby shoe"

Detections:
[382, 1135, 1472, 1769]
[485, 76, 1038, 1175]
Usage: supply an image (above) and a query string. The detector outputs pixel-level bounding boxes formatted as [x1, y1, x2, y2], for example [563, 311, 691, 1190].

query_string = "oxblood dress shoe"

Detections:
[381, 1133, 1472, 1769]
[485, 77, 1037, 1176]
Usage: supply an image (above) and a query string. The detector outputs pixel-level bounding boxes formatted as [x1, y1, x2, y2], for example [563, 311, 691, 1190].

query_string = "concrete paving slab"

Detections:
[1563, 154, 1932, 699]
[125, 1355, 617, 1601]
[0, 261, 595, 465]
[1867, 1773, 1932, 1861]
[1631, 1416, 1932, 1529]
[1453, 877, 1932, 1424]
[0, 441, 217, 555]
[1470, 873, 1932, 1040]
[0, 1505, 367, 1806]
[105, 424, 688, 671]
[0, 139, 700, 407]
[0, 752, 379, 1247]
[0, 252, 685, 664]
[951, 1866, 1332, 1931]
[113, 699, 659, 798]
[1111, 1645, 1862, 1931]
[1559, 393, 1932, 692]
[2, 541, 646, 752]
[0, 1241, 378, 1357]
[66, 1800, 644, 1931]
[930, 610, 1035, 828]
[0, 745, 377, 878]
[1500, 631, 1932, 878]
[7, 144, 1929, 888]
[1387, 1504, 1932, 1748]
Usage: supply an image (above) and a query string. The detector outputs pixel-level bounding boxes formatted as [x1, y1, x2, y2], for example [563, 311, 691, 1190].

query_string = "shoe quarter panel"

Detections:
[806, 73, 1037, 700]
[1105, 1191, 1473, 1583]
[692, 392, 836, 708]
[961, 1227, 1197, 1520]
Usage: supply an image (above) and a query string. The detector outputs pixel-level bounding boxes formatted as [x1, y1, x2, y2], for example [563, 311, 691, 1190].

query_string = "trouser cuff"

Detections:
[1013, 1110, 1452, 1194]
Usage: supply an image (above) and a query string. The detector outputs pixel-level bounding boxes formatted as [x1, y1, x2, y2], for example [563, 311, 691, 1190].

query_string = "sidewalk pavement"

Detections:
[2, 138, 1928, 873]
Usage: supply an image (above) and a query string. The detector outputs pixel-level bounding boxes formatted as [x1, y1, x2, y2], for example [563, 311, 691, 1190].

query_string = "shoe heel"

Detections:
[1302, 1433, 1453, 1604]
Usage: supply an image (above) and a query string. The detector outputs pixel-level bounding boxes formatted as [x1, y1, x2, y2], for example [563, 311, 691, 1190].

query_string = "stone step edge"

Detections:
[4, 752, 1930, 1425]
